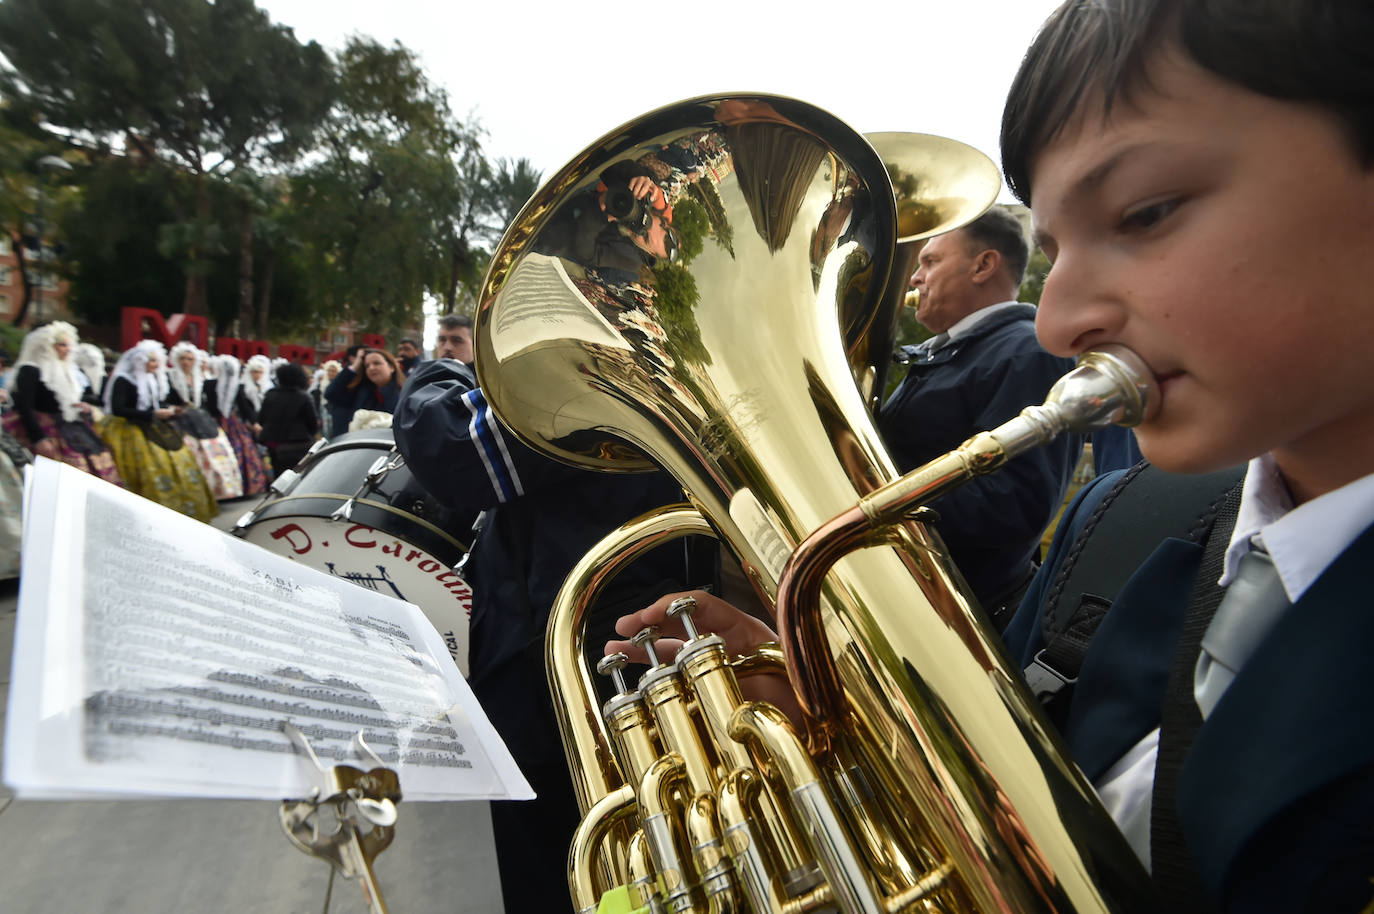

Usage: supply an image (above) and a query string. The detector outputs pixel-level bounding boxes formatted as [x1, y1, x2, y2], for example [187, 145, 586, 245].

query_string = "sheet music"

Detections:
[4, 458, 532, 802]
[490, 253, 631, 362]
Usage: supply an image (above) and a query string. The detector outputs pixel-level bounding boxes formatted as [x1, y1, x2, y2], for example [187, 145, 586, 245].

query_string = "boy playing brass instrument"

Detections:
[613, 1, 1374, 909]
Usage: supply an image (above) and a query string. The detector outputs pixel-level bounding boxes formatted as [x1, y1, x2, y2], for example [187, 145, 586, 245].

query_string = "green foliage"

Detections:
[670, 197, 708, 265]
[0, 323, 26, 358]
[0, 0, 333, 176]
[288, 38, 468, 332]
[0, 3, 539, 337]
[59, 158, 186, 324]
[0, 0, 333, 317]
[651, 262, 709, 369]
[1018, 247, 1051, 305]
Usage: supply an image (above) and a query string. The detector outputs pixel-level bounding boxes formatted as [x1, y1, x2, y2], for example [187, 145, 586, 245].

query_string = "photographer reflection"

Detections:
[538, 160, 680, 280]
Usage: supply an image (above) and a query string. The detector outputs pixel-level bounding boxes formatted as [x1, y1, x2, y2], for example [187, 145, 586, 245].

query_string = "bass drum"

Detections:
[232, 428, 479, 676]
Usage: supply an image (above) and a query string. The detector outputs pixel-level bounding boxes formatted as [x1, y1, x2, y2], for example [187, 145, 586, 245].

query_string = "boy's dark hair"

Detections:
[343, 344, 364, 361]
[438, 314, 473, 331]
[274, 362, 309, 391]
[962, 206, 1030, 287]
[1001, 0, 1374, 204]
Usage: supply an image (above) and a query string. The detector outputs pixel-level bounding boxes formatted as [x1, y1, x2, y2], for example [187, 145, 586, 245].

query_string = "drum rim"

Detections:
[250, 493, 471, 555]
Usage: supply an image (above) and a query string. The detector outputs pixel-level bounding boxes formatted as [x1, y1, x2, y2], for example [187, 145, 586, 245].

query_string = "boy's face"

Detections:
[1029, 50, 1374, 493]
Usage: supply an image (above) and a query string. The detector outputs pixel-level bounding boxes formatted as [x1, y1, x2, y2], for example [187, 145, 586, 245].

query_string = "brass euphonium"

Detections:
[475, 95, 1158, 914]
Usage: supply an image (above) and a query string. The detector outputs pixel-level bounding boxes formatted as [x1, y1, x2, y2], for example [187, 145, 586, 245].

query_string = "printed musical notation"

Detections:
[3, 458, 531, 803]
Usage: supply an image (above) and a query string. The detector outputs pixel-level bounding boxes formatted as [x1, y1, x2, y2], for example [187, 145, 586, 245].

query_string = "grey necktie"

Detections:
[1193, 546, 1292, 718]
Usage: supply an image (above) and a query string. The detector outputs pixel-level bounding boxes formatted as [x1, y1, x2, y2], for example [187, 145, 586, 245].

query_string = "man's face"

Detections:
[1029, 48, 1374, 492]
[909, 229, 980, 334]
[397, 342, 419, 361]
[435, 327, 473, 364]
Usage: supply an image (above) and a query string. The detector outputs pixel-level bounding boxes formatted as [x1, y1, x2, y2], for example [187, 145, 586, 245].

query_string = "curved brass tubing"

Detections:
[546, 505, 715, 815]
[571, 784, 639, 914]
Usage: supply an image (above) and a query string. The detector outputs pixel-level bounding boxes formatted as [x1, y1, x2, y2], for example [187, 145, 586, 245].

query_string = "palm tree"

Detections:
[486, 157, 543, 235]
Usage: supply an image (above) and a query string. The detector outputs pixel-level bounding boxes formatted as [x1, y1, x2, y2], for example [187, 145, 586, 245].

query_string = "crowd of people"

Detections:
[0, 316, 478, 578]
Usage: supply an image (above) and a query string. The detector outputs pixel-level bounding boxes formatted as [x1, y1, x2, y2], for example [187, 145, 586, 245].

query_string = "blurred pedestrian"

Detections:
[256, 362, 318, 479]
[324, 348, 404, 434]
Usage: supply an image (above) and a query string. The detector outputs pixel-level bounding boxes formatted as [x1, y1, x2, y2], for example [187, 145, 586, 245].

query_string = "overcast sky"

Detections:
[257, 0, 1065, 201]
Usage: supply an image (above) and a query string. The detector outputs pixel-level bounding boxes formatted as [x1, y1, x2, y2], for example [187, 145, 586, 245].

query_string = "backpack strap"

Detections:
[1025, 462, 1245, 722]
[1148, 482, 1241, 911]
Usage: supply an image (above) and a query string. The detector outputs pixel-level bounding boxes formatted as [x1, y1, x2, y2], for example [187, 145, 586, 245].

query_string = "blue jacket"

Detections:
[878, 304, 1081, 604]
[392, 358, 709, 684]
[392, 359, 713, 913]
[323, 367, 401, 436]
[1004, 472, 1374, 912]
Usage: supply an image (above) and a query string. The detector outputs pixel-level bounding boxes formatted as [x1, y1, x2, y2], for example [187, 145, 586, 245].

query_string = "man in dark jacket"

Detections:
[878, 206, 1081, 628]
[393, 358, 712, 913]
[395, 338, 423, 375]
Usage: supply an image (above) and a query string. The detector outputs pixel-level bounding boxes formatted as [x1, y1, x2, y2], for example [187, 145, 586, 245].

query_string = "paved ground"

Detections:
[0, 496, 505, 914]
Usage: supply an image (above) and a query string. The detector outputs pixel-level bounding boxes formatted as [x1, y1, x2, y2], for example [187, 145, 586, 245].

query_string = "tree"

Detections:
[486, 157, 543, 236]
[1018, 247, 1051, 305]
[0, 0, 333, 315]
[291, 39, 480, 333]
[0, 123, 80, 325]
[58, 156, 187, 326]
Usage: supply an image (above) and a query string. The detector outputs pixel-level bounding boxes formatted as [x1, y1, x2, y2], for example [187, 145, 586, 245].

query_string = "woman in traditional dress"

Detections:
[73, 343, 107, 399]
[244, 354, 273, 408]
[99, 340, 217, 521]
[3, 321, 123, 484]
[314, 359, 342, 439]
[205, 354, 270, 497]
[324, 349, 405, 434]
[167, 341, 244, 500]
[0, 401, 31, 580]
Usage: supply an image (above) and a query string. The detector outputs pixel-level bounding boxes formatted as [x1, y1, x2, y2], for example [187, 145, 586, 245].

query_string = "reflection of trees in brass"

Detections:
[651, 262, 710, 369]
[728, 124, 829, 253]
[672, 197, 709, 265]
[835, 246, 876, 339]
[685, 180, 734, 259]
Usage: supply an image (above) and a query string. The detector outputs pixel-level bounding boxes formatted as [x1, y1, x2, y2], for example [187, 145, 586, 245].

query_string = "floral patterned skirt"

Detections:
[220, 414, 271, 496]
[98, 415, 218, 522]
[0, 442, 23, 579]
[1, 410, 124, 486]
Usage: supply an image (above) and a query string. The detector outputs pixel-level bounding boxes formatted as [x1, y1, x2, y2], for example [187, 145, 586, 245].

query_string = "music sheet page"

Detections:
[4, 458, 532, 802]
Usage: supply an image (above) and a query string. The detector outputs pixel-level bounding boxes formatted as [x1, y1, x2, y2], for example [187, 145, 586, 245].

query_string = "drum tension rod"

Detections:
[331, 449, 405, 523]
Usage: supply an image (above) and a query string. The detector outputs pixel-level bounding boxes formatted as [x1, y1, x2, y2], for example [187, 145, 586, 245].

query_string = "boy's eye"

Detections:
[1118, 198, 1180, 233]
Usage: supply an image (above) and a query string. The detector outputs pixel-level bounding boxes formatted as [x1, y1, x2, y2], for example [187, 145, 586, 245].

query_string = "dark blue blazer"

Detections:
[1004, 473, 1374, 912]
[879, 304, 1081, 603]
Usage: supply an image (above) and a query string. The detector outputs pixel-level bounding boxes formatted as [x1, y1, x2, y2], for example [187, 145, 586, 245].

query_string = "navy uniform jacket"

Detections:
[1004, 472, 1374, 912]
[392, 359, 698, 684]
[878, 303, 1081, 604]
[393, 359, 708, 913]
